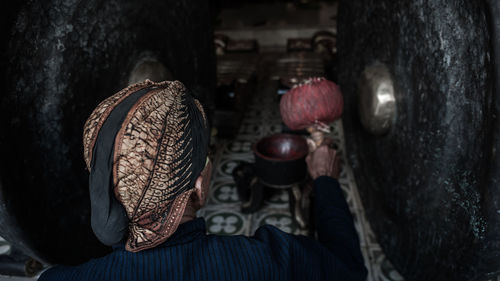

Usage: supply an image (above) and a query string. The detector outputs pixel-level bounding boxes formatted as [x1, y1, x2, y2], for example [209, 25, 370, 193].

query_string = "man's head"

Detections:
[83, 80, 209, 252]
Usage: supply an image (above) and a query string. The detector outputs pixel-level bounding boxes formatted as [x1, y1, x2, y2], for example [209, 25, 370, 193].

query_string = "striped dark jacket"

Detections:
[39, 176, 367, 281]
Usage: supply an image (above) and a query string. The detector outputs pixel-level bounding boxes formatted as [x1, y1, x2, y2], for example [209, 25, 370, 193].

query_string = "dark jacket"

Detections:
[39, 176, 367, 281]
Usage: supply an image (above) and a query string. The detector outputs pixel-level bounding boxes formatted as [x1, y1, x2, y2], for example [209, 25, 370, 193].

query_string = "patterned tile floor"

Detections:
[203, 66, 405, 281]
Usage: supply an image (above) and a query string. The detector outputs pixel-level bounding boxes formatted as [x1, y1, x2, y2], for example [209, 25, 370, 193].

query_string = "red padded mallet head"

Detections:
[280, 77, 343, 150]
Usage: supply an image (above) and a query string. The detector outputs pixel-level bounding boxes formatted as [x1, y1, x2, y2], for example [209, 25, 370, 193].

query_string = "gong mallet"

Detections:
[279, 77, 344, 151]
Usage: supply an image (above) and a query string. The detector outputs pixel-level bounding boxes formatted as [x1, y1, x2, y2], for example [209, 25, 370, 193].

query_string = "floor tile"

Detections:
[209, 181, 240, 206]
[215, 158, 251, 179]
[250, 210, 306, 236]
[204, 206, 251, 236]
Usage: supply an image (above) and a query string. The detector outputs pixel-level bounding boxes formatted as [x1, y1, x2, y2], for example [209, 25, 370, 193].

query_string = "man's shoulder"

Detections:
[207, 224, 303, 252]
[204, 224, 292, 243]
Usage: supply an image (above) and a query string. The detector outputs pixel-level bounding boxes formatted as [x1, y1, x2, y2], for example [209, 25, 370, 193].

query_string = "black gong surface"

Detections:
[0, 0, 215, 265]
[337, 1, 499, 280]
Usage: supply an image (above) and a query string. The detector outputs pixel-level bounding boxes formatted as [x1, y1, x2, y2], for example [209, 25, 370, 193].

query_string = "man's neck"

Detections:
[180, 204, 197, 224]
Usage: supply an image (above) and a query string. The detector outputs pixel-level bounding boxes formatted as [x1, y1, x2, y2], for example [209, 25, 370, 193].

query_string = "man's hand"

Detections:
[305, 144, 341, 180]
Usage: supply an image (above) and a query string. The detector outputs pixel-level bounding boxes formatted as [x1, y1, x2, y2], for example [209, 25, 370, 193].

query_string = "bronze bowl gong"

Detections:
[252, 133, 309, 188]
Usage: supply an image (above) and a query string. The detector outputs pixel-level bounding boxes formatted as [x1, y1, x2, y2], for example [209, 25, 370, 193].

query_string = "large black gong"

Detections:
[0, 0, 215, 265]
[337, 0, 499, 280]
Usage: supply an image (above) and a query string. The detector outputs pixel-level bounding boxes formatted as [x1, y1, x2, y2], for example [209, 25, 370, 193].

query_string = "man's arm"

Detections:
[306, 145, 367, 277]
[252, 144, 367, 280]
[314, 176, 366, 273]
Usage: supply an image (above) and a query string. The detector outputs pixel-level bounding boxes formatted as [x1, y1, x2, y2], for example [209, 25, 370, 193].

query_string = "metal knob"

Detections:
[128, 56, 173, 85]
[357, 62, 397, 135]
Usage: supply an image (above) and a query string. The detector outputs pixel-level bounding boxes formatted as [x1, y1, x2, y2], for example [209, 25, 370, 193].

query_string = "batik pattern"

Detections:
[111, 81, 196, 251]
[83, 79, 161, 169]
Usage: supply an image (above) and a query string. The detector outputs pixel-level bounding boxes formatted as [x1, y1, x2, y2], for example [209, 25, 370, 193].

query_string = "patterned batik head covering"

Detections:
[83, 80, 209, 252]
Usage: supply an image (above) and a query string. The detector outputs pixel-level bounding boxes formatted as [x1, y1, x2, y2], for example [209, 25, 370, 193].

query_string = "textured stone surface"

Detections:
[337, 1, 499, 280]
[0, 0, 215, 265]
